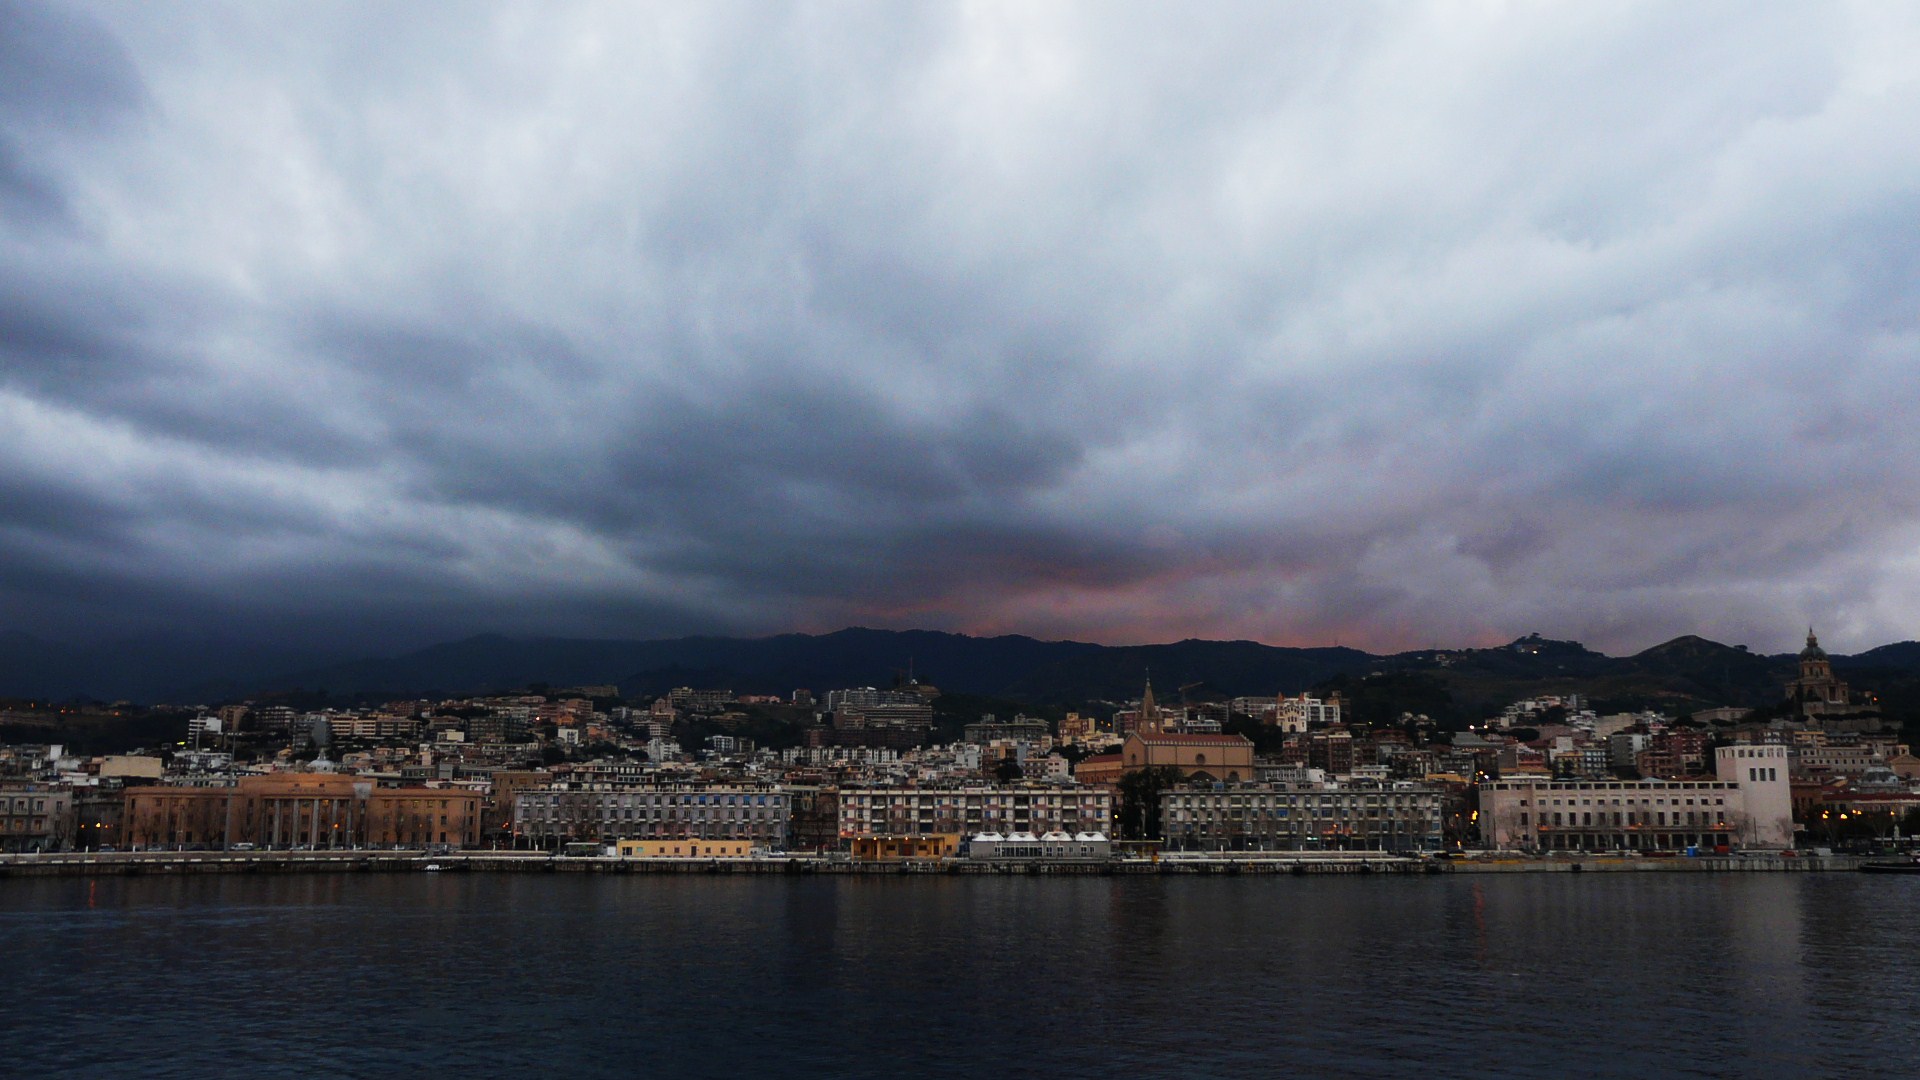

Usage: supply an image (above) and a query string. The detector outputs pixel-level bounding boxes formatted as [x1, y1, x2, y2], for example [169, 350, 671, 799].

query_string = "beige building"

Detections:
[124, 773, 481, 849]
[1120, 733, 1255, 783]
[1, 784, 74, 852]
[99, 755, 164, 781]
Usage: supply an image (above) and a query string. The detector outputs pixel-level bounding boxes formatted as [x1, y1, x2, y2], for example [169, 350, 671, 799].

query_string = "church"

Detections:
[1784, 629, 1876, 722]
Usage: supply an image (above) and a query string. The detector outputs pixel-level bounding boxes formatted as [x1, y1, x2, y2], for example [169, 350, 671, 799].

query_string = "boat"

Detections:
[1859, 857, 1920, 874]
[422, 862, 448, 872]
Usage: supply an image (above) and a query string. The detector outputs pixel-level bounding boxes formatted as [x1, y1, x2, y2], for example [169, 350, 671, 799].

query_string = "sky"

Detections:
[3, 1, 1919, 658]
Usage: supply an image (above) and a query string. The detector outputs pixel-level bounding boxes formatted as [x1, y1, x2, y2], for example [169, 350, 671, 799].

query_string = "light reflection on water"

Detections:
[4, 873, 1916, 1079]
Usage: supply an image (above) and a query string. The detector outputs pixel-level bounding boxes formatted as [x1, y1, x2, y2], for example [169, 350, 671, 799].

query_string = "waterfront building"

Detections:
[849, 833, 961, 860]
[0, 784, 74, 852]
[1479, 745, 1793, 851]
[966, 831, 1111, 861]
[837, 785, 1113, 838]
[123, 773, 481, 849]
[479, 769, 550, 845]
[73, 783, 127, 850]
[512, 784, 790, 848]
[615, 838, 756, 858]
[784, 784, 842, 852]
[1160, 783, 1442, 852]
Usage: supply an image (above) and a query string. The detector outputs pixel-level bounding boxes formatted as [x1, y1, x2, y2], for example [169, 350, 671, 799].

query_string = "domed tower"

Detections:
[1786, 628, 1850, 717]
[1799, 629, 1832, 682]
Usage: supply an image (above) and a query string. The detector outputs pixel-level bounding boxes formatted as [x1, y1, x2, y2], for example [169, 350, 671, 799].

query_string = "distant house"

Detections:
[1073, 753, 1125, 786]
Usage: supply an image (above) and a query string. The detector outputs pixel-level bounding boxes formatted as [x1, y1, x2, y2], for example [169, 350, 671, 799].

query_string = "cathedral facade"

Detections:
[1785, 629, 1872, 720]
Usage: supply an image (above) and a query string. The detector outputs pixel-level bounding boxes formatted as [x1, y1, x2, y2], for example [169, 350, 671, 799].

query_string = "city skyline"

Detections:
[5, 3, 1920, 658]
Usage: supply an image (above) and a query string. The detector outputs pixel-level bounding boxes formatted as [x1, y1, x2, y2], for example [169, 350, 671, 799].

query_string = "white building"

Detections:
[1276, 693, 1341, 734]
[1480, 744, 1792, 851]
[513, 784, 789, 848]
[838, 786, 1113, 838]
[1162, 782, 1443, 852]
[967, 831, 1110, 861]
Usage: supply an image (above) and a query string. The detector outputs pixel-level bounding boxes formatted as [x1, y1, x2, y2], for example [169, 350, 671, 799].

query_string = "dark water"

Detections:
[3, 872, 1916, 1078]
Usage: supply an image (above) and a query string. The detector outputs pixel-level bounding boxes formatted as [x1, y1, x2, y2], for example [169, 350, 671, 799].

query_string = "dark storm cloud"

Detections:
[3, 1, 1919, 656]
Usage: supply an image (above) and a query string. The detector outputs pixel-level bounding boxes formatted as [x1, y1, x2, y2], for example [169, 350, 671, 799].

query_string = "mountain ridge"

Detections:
[3, 628, 1918, 715]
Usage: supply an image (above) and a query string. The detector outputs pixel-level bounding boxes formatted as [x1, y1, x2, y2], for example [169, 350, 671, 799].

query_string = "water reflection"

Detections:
[1, 874, 1915, 1079]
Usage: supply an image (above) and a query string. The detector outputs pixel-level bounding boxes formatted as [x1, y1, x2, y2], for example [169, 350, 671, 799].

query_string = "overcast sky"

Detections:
[3, 1, 1918, 656]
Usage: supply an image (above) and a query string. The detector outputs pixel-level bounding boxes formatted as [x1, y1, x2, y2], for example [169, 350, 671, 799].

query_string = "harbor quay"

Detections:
[0, 849, 1865, 878]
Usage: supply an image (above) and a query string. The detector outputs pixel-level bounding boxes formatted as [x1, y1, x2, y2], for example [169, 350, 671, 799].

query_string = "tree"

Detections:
[992, 758, 1024, 783]
[1222, 712, 1287, 755]
[1116, 766, 1186, 841]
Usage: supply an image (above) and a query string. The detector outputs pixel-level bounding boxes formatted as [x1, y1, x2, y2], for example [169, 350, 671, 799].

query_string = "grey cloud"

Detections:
[0, 0, 145, 230]
[0, 0, 145, 124]
[1, 2, 1918, 659]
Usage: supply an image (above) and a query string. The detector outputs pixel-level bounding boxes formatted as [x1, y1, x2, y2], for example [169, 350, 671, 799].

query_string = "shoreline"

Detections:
[0, 851, 1867, 877]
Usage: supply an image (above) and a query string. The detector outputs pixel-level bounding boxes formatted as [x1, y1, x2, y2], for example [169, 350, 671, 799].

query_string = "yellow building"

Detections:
[849, 833, 960, 861]
[615, 838, 756, 858]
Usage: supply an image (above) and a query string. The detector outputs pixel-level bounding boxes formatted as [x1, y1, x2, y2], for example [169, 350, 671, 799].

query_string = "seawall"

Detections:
[0, 851, 1867, 878]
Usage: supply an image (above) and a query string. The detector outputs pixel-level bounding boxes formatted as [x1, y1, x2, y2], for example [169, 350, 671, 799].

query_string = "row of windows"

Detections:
[1168, 809, 1435, 821]
[529, 794, 784, 808]
[520, 807, 783, 817]
[1166, 796, 1438, 808]
[1490, 782, 1735, 791]
[842, 797, 1108, 807]
[1524, 811, 1728, 827]
[1521, 796, 1727, 808]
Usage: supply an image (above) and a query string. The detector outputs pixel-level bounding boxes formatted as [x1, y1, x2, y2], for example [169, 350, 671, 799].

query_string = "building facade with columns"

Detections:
[124, 773, 481, 849]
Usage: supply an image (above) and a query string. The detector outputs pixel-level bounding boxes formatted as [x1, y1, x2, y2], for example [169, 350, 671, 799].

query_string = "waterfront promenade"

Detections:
[0, 849, 1864, 877]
